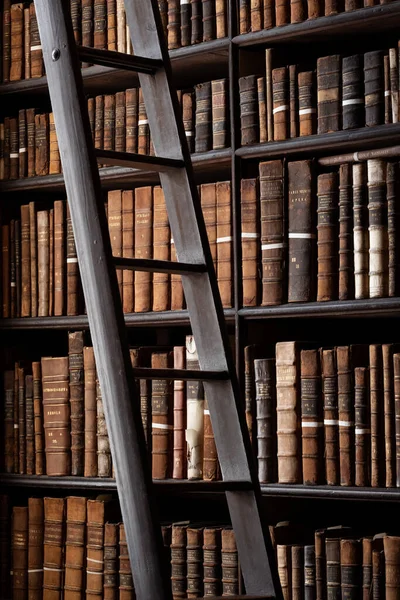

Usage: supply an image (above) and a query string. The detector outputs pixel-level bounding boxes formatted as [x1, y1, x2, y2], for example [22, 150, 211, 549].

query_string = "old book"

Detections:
[255, 358, 276, 483]
[301, 349, 322, 486]
[104, 94, 116, 151]
[186, 335, 205, 480]
[387, 162, 400, 296]
[191, 0, 203, 43]
[239, 0, 250, 33]
[135, 186, 153, 312]
[212, 79, 228, 150]
[304, 545, 316, 600]
[10, 117, 19, 179]
[216, 181, 232, 307]
[18, 109, 27, 177]
[337, 346, 355, 487]
[4, 371, 14, 473]
[121, 190, 134, 314]
[119, 523, 134, 600]
[29, 201, 38, 318]
[28, 498, 44, 600]
[97, 376, 112, 477]
[94, 0, 107, 49]
[276, 341, 301, 484]
[370, 345, 384, 488]
[153, 186, 170, 312]
[389, 47, 399, 123]
[181, 0, 191, 46]
[244, 344, 260, 445]
[29, 3, 43, 78]
[152, 351, 173, 479]
[257, 77, 267, 143]
[342, 54, 364, 130]
[3, 118, 11, 181]
[18, 367, 26, 474]
[14, 365, 19, 473]
[317, 172, 339, 302]
[182, 91, 195, 153]
[116, 0, 126, 52]
[272, 67, 289, 141]
[108, 190, 123, 301]
[292, 545, 303, 600]
[113, 92, 126, 154]
[364, 50, 384, 127]
[354, 366, 370, 487]
[288, 160, 316, 303]
[66, 203, 81, 316]
[95, 95, 104, 151]
[289, 65, 298, 138]
[43, 497, 65, 600]
[276, 0, 290, 25]
[84, 346, 98, 477]
[241, 178, 260, 307]
[202, 0, 216, 40]
[69, 332, 85, 477]
[20, 205, 31, 317]
[168, 0, 180, 49]
[25, 108, 34, 178]
[352, 163, 369, 300]
[338, 164, 354, 301]
[315, 530, 326, 600]
[106, 0, 117, 50]
[64, 496, 86, 600]
[195, 81, 212, 152]
[371, 536, 384, 600]
[10, 3, 23, 82]
[32, 362, 45, 474]
[37, 211, 50, 317]
[317, 55, 341, 134]
[86, 499, 106, 599]
[203, 527, 221, 597]
[48, 209, 54, 317]
[384, 536, 400, 599]
[42, 357, 70, 476]
[171, 236, 184, 310]
[2, 225, 10, 318]
[104, 523, 118, 600]
[49, 113, 61, 174]
[35, 113, 49, 176]
[340, 539, 361, 599]
[216, 0, 227, 37]
[187, 527, 204, 597]
[321, 349, 338, 486]
[221, 529, 238, 596]
[367, 159, 388, 298]
[173, 346, 186, 479]
[265, 48, 274, 142]
[25, 375, 34, 475]
[70, 0, 82, 44]
[53, 200, 64, 316]
[2, 0, 11, 83]
[277, 545, 291, 600]
[362, 538, 372, 600]
[201, 183, 217, 269]
[326, 538, 341, 600]
[10, 221, 16, 317]
[203, 394, 219, 481]
[383, 344, 396, 488]
[264, 0, 274, 28]
[291, 0, 305, 22]
[82, 0, 94, 65]
[125, 88, 138, 154]
[171, 524, 187, 599]
[12, 506, 28, 599]
[15, 221, 22, 317]
[251, 0, 263, 30]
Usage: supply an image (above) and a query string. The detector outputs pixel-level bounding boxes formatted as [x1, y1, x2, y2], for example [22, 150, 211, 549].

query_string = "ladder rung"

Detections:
[77, 46, 163, 74]
[114, 257, 207, 274]
[95, 149, 184, 171]
[131, 368, 229, 381]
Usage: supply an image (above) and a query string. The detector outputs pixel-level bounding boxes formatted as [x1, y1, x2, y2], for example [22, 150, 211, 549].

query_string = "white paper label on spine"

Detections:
[241, 232, 259, 239]
[67, 258, 78, 264]
[138, 119, 149, 126]
[261, 242, 286, 250]
[301, 421, 323, 428]
[273, 105, 289, 114]
[152, 423, 173, 430]
[288, 233, 316, 239]
[217, 236, 232, 243]
[324, 419, 338, 426]
[342, 98, 363, 106]
[299, 108, 316, 115]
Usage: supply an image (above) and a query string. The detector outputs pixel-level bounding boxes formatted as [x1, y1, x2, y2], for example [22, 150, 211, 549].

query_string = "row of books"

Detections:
[241, 158, 400, 307]
[0, 495, 240, 600]
[238, 0, 397, 33]
[240, 46, 400, 145]
[0, 78, 228, 180]
[0, 182, 232, 318]
[1, 334, 225, 481]
[2, 0, 227, 84]
[245, 340, 400, 488]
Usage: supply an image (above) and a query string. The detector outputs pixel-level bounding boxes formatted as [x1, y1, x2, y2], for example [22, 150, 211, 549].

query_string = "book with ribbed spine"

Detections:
[364, 50, 384, 127]
[367, 159, 388, 298]
[212, 79, 228, 150]
[186, 335, 204, 480]
[241, 178, 260, 307]
[221, 529, 239, 596]
[25, 375, 34, 475]
[28, 498, 44, 600]
[317, 55, 341, 134]
[353, 163, 369, 300]
[298, 71, 316, 137]
[134, 186, 153, 312]
[240, 75, 259, 146]
[173, 346, 186, 479]
[119, 523, 134, 600]
[255, 357, 276, 483]
[86, 499, 106, 599]
[355, 366, 370, 487]
[317, 172, 339, 302]
[43, 497, 65, 600]
[216, 181, 232, 307]
[338, 164, 354, 301]
[84, 346, 98, 477]
[64, 496, 86, 600]
[152, 351, 173, 479]
[195, 82, 212, 152]
[97, 376, 112, 478]
[12, 506, 28, 600]
[104, 522, 118, 600]
[301, 349, 322, 485]
[272, 67, 289, 141]
[69, 332, 85, 477]
[187, 527, 204, 597]
[203, 527, 222, 597]
[321, 349, 338, 486]
[153, 186, 170, 312]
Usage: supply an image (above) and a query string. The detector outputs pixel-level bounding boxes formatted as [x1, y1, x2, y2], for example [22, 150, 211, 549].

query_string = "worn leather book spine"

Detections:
[304, 545, 316, 600]
[244, 344, 258, 444]
[216, 0, 227, 36]
[96, 377, 112, 477]
[288, 160, 316, 303]
[3, 118, 10, 181]
[82, 0, 94, 65]
[108, 190, 123, 301]
[94, 95, 104, 152]
[383, 344, 395, 488]
[259, 160, 285, 306]
[315, 530, 326, 600]
[216, 181, 232, 307]
[49, 207, 55, 316]
[292, 545, 304, 600]
[326, 539, 341, 600]
[321, 349, 339, 485]
[153, 187, 171, 312]
[138, 88, 150, 155]
[342, 54, 364, 130]
[338, 164, 354, 301]
[325, 0, 340, 14]
[387, 162, 400, 296]
[35, 113, 49, 176]
[15, 220, 21, 317]
[272, 67, 289, 141]
[301, 349, 322, 485]
[182, 91, 195, 153]
[37, 210, 49, 317]
[276, 0, 290, 25]
[384, 54, 391, 124]
[203, 394, 219, 481]
[341, 539, 361, 598]
[18, 367, 26, 474]
[195, 81, 212, 152]
[384, 536, 400, 599]
[277, 545, 291, 600]
[186, 335, 205, 479]
[362, 538, 372, 600]
[29, 3, 43, 78]
[42, 356, 71, 476]
[355, 366, 370, 487]
[121, 190, 134, 314]
[125, 88, 138, 154]
[66, 203, 81, 316]
[2, 0, 11, 83]
[372, 539, 384, 600]
[0, 496, 10, 597]
[389, 47, 399, 123]
[116, 0, 126, 52]
[94, 0, 107, 49]
[181, 0, 191, 46]
[171, 237, 184, 310]
[13, 365, 19, 472]
[70, 0, 82, 45]
[10, 3, 23, 82]
[239, 75, 258, 146]
[352, 163, 369, 300]
[187, 527, 204, 598]
[104, 94, 116, 151]
[336, 346, 354, 487]
[64, 496, 86, 600]
[32, 361, 44, 474]
[212, 79, 228, 150]
[317, 172, 339, 302]
[69, 332, 85, 477]
[20, 205, 31, 317]
[49, 113, 61, 175]
[250, 0, 263, 30]
[53, 200, 64, 317]
[317, 55, 341, 134]
[202, 0, 215, 40]
[134, 186, 153, 312]
[265, 48, 274, 142]
[345, 0, 361, 8]
[173, 346, 186, 479]
[43, 497, 65, 600]
[257, 77, 267, 143]
[171, 524, 187, 599]
[28, 498, 44, 600]
[367, 159, 388, 298]
[2, 225, 10, 318]
[168, 0, 181, 49]
[25, 109, 35, 179]
[152, 351, 173, 479]
[364, 51, 384, 127]
[239, 0, 250, 33]
[12, 506, 28, 600]
[25, 375, 34, 475]
[289, 65, 298, 138]
[118, 524, 134, 600]
[106, 0, 117, 49]
[104, 523, 118, 600]
[84, 346, 98, 477]
[203, 527, 221, 597]
[276, 341, 301, 483]
[291, 0, 305, 23]
[191, 0, 203, 43]
[9, 117, 19, 180]
[200, 182, 217, 269]
[255, 358, 276, 483]
[18, 109, 27, 178]
[115, 91, 126, 153]
[221, 529, 238, 596]
[241, 178, 260, 307]
[370, 345, 384, 487]
[4, 370, 14, 473]
[86, 500, 105, 599]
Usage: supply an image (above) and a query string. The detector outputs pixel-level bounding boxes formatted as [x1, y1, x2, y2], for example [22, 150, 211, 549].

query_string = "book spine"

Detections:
[32, 361, 45, 475]
[216, 181, 232, 307]
[13, 365, 19, 473]
[12, 506, 28, 600]
[216, 0, 227, 37]
[108, 190, 123, 301]
[30, 3, 43, 78]
[119, 524, 134, 600]
[26, 108, 36, 178]
[203, 527, 221, 597]
[125, 88, 138, 154]
[298, 71, 316, 137]
[3, 371, 14, 473]
[2, 1, 11, 83]
[317, 172, 339, 302]
[291, 0, 305, 22]
[338, 163, 354, 301]
[10, 3, 24, 82]
[115, 91, 126, 153]
[82, 0, 94, 64]
[181, 0, 191, 46]
[138, 88, 150, 155]
[341, 540, 361, 599]
[364, 50, 384, 127]
[244, 345, 257, 445]
[203, 395, 219, 481]
[322, 349, 339, 485]
[95, 95, 104, 151]
[168, 0, 181, 49]
[387, 162, 400, 296]
[251, 0, 263, 30]
[276, 0, 290, 25]
[171, 525, 187, 599]
[265, 48, 274, 142]
[367, 159, 388, 298]
[70, 0, 82, 44]
[153, 187, 170, 312]
[49, 113, 61, 175]
[15, 220, 21, 317]
[304, 545, 316, 600]
[69, 331, 85, 477]
[37, 210, 50, 317]
[122, 190, 134, 314]
[186, 335, 205, 480]
[187, 528, 204, 598]
[277, 545, 291, 600]
[342, 54, 364, 130]
[372, 542, 384, 600]
[152, 352, 173, 479]
[94, 0, 107, 49]
[383, 344, 395, 488]
[28, 498, 44, 600]
[18, 109, 27, 178]
[292, 545, 304, 600]
[49, 208, 54, 316]
[257, 77, 267, 143]
[272, 67, 289, 141]
[326, 539, 341, 600]
[362, 538, 372, 600]
[20, 205, 31, 317]
[53, 200, 64, 316]
[289, 65, 298, 138]
[239, 0, 250, 33]
[370, 344, 384, 488]
[317, 55, 341, 134]
[301, 349, 322, 485]
[315, 530, 326, 600]
[86, 500, 105, 600]
[384, 536, 400, 599]
[84, 346, 98, 477]
[107, 0, 117, 50]
[104, 94, 116, 151]
[43, 498, 65, 599]
[352, 163, 369, 300]
[116, 0, 126, 52]
[336, 346, 354, 487]
[173, 346, 186, 479]
[3, 117, 10, 181]
[97, 378, 112, 477]
[104, 523, 118, 600]
[221, 529, 239, 596]
[212, 79, 228, 150]
[134, 186, 153, 312]
[255, 358, 276, 483]
[389, 47, 399, 123]
[25, 375, 34, 475]
[35, 113, 49, 177]
[18, 367, 26, 474]
[202, 0, 215, 40]
[355, 366, 370, 487]
[241, 178, 260, 307]
[9, 117, 19, 180]
[171, 237, 184, 310]
[385, 54, 391, 124]
[64, 496, 86, 600]
[182, 91, 195, 153]
[239, 75, 259, 146]
[66, 203, 81, 316]
[191, 0, 203, 43]
[195, 82, 212, 152]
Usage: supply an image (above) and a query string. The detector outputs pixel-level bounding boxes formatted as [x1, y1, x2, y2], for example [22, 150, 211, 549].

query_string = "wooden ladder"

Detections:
[34, 2, 281, 599]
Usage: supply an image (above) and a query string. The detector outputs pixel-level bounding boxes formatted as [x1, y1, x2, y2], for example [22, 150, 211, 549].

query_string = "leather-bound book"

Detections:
[317, 55, 341, 134]
[181, 0, 191, 46]
[29, 211, 38, 320]
[69, 332, 85, 476]
[54, 200, 64, 316]
[2, 225, 10, 318]
[276, 341, 301, 483]
[42, 356, 71, 476]
[86, 499, 106, 599]
[239, 75, 258, 146]
[202, 0, 216, 40]
[125, 88, 138, 154]
[315, 530, 326, 600]
[12, 506, 28, 600]
[257, 77, 267, 143]
[18, 367, 26, 474]
[10, 117, 19, 180]
[10, 3, 23, 82]
[15, 220, 22, 317]
[338, 164, 354, 301]
[116, 0, 126, 52]
[352, 163, 368, 300]
[212, 79, 228, 150]
[97, 377, 112, 477]
[187, 527, 204, 598]
[43, 497, 65, 600]
[204, 393, 219, 481]
[33, 361, 45, 475]
[221, 528, 238, 596]
[387, 162, 400, 296]
[289, 65, 298, 138]
[195, 81, 212, 152]
[384, 536, 400, 599]
[95, 95, 104, 151]
[307, 0, 321, 17]
[20, 205, 31, 317]
[291, 0, 305, 22]
[341, 539, 361, 598]
[119, 523, 134, 600]
[186, 335, 205, 479]
[49, 208, 54, 316]
[14, 365, 19, 473]
[203, 527, 221, 597]
[134, 186, 153, 312]
[108, 190, 123, 301]
[342, 55, 364, 130]
[272, 67, 289, 141]
[30, 3, 43, 78]
[25, 375, 34, 475]
[304, 545, 316, 600]
[49, 113, 61, 174]
[372, 536, 384, 600]
[35, 113, 49, 176]
[383, 344, 396, 487]
[104, 94, 116, 151]
[326, 538, 341, 600]
[4, 370, 14, 473]
[265, 48, 274, 142]
[239, 0, 250, 33]
[84, 346, 98, 477]
[153, 186, 171, 312]
[317, 172, 339, 302]
[3, 118, 10, 181]
[389, 47, 399, 123]
[171, 524, 187, 599]
[66, 203, 82, 316]
[70, 0, 82, 44]
[94, 0, 107, 49]
[2, 0, 11, 83]
[28, 498, 44, 600]
[325, 0, 340, 15]
[82, 0, 94, 64]
[37, 210, 50, 317]
[277, 545, 291, 600]
[173, 346, 186, 479]
[241, 178, 260, 307]
[216, 0, 227, 37]
[22, 10, 30, 78]
[288, 160, 316, 303]
[362, 538, 372, 600]
[18, 109, 27, 178]
[292, 545, 304, 600]
[364, 51, 384, 127]
[336, 346, 355, 487]
[107, 0, 117, 50]
[152, 351, 173, 479]
[191, 0, 203, 43]
[259, 160, 285, 306]
[115, 91, 126, 153]
[251, 0, 263, 31]
[104, 523, 118, 600]
[171, 237, 185, 310]
[384, 55, 391, 124]
[168, 0, 181, 49]
[301, 349, 322, 485]
[216, 181, 232, 307]
[354, 367, 370, 487]
[245, 344, 260, 445]
[369, 345, 384, 488]
[255, 358, 276, 483]
[276, 0, 290, 25]
[264, 0, 274, 28]
[64, 496, 86, 600]
[138, 89, 150, 155]
[26, 108, 36, 178]
[122, 190, 134, 314]
[200, 183, 217, 269]
[367, 159, 388, 298]
[321, 349, 338, 486]
[182, 91, 195, 153]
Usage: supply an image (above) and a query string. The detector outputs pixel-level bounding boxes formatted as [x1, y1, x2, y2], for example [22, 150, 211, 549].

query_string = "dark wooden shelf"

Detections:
[233, 2, 400, 47]
[236, 123, 400, 161]
[260, 484, 400, 502]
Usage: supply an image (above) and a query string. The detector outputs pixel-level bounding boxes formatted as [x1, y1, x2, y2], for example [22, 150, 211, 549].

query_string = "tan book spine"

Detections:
[97, 377, 112, 478]
[277, 545, 292, 600]
[125, 88, 138, 154]
[138, 88, 150, 155]
[115, 91, 126, 153]
[216, 0, 227, 37]
[86, 500, 105, 600]
[94, 0, 107, 49]
[10, 3, 24, 82]
[221, 529, 239, 596]
[84, 346, 98, 477]
[28, 498, 44, 600]
[29, 3, 43, 78]
[291, 0, 305, 23]
[49, 209, 54, 317]
[64, 496, 86, 600]
[336, 346, 354, 487]
[153, 186, 170, 312]
[216, 181, 232, 308]
[12, 506, 28, 600]
[173, 346, 186, 479]
[108, 190, 123, 301]
[241, 178, 260, 307]
[95, 95, 104, 152]
[32, 361, 45, 475]
[251, 0, 263, 30]
[239, 0, 251, 33]
[37, 211, 50, 317]
[70, 0, 82, 44]
[353, 163, 369, 300]
[122, 191, 134, 314]
[43, 498, 65, 600]
[54, 200, 64, 317]
[104, 94, 116, 151]
[116, 0, 126, 53]
[49, 113, 61, 175]
[368, 159, 389, 298]
[275, 0, 290, 26]
[134, 186, 153, 312]
[384, 536, 400, 599]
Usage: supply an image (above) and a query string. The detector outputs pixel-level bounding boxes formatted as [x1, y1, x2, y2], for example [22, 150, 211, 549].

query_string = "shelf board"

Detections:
[260, 484, 400, 502]
[233, 2, 400, 47]
[236, 123, 400, 161]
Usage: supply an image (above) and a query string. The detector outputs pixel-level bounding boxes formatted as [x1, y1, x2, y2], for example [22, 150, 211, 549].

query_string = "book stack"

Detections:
[241, 157, 400, 307]
[240, 44, 400, 144]
[1, 334, 224, 481]
[245, 340, 400, 488]
[0, 182, 232, 317]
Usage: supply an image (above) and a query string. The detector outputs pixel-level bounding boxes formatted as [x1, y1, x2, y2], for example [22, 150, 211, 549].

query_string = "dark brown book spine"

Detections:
[181, 0, 191, 46]
[383, 344, 396, 488]
[292, 545, 304, 600]
[191, 0, 203, 43]
[241, 178, 260, 307]
[317, 55, 341, 134]
[84, 346, 98, 477]
[212, 79, 228, 150]
[239, 75, 259, 146]
[321, 349, 339, 485]
[82, 0, 94, 66]
[362, 538, 372, 600]
[10, 3, 24, 82]
[2, 225, 10, 318]
[390, 47, 399, 123]
[30, 3, 43, 79]
[315, 530, 326, 600]
[289, 65, 298, 138]
[18, 109, 27, 178]
[32, 362, 45, 475]
[244, 345, 258, 445]
[95, 95, 104, 152]
[364, 51, 384, 127]
[387, 162, 400, 297]
[104, 94, 116, 151]
[341, 540, 361, 599]
[342, 54, 364, 130]
[134, 186, 153, 312]
[13, 365, 19, 473]
[370, 345, 384, 488]
[339, 164, 354, 301]
[4, 371, 14, 473]
[221, 529, 239, 596]
[367, 159, 388, 298]
[114, 91, 126, 153]
[173, 346, 186, 479]
[337, 346, 354, 487]
[202, 0, 215, 40]
[138, 88, 150, 155]
[70, 0, 82, 44]
[272, 67, 289, 141]
[195, 81, 212, 152]
[12, 506, 28, 600]
[301, 349, 322, 485]
[18, 366, 26, 474]
[326, 539, 341, 600]
[20, 205, 31, 317]
[304, 545, 316, 600]
[86, 499, 105, 599]
[64, 496, 86, 600]
[355, 366, 370, 487]
[43, 497, 65, 599]
[10, 221, 16, 318]
[187, 527, 204, 598]
[25, 109, 35, 178]
[317, 172, 339, 302]
[152, 352, 173, 479]
[25, 375, 34, 475]
[94, 0, 107, 49]
[168, 0, 181, 49]
[255, 358, 276, 483]
[2, 1, 11, 83]
[104, 522, 118, 600]
[171, 524, 187, 599]
[9, 117, 19, 180]
[34, 114, 49, 177]
[385, 55, 391, 124]
[257, 77, 267, 143]
[28, 498, 44, 600]
[69, 332, 85, 476]
[66, 203, 81, 316]
[203, 527, 221, 597]
[15, 220, 21, 318]
[125, 88, 138, 154]
[3, 117, 10, 182]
